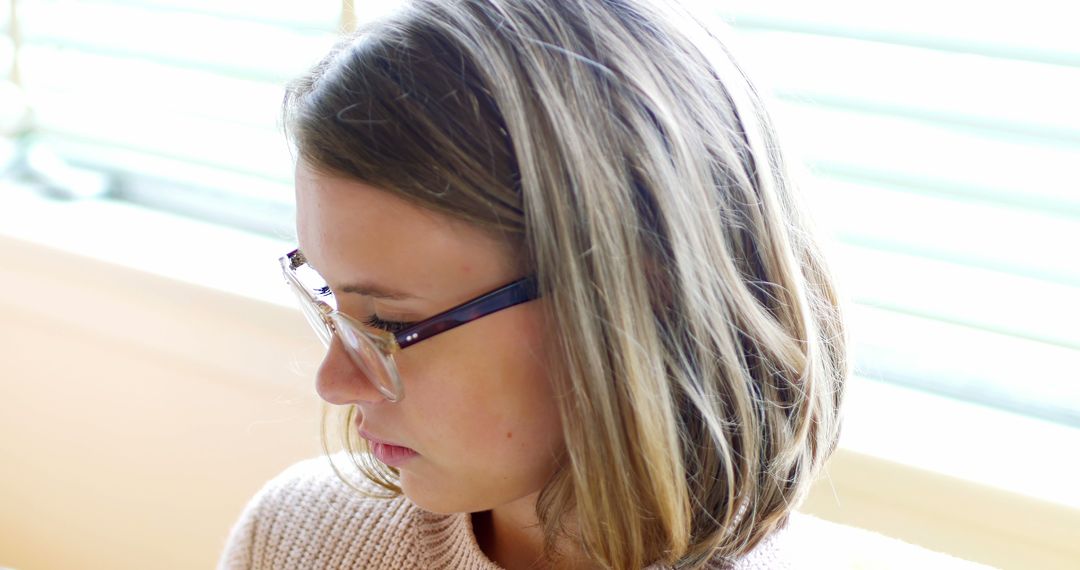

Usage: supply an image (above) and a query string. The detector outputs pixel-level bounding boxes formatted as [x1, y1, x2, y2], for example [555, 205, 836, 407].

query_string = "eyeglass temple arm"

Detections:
[394, 277, 538, 349]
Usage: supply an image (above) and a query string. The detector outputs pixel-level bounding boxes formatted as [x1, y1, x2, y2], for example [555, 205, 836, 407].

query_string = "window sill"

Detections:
[837, 372, 1080, 512]
[0, 181, 296, 310]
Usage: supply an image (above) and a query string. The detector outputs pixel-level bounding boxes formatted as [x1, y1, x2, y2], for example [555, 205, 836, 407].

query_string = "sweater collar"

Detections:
[415, 509, 682, 569]
[414, 507, 787, 569]
[418, 509, 504, 569]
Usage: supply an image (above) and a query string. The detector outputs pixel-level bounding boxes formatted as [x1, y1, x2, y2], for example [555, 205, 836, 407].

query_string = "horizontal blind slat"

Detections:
[834, 243, 1080, 350]
[811, 179, 1080, 288]
[21, 46, 286, 129]
[850, 305, 1080, 426]
[733, 30, 1080, 144]
[35, 135, 296, 237]
[80, 0, 342, 30]
[20, 1, 340, 81]
[30, 106, 293, 182]
[714, 0, 1080, 65]
[775, 103, 1080, 217]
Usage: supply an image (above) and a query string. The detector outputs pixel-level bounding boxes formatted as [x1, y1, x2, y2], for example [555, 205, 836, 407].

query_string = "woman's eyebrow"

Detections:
[339, 282, 421, 301]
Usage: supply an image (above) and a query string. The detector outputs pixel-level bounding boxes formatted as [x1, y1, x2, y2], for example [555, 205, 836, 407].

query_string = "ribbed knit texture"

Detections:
[218, 455, 995, 569]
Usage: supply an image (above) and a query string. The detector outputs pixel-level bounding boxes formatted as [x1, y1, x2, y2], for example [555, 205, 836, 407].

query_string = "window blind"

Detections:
[4, 0, 1077, 426]
[708, 0, 1080, 426]
[8, 0, 352, 235]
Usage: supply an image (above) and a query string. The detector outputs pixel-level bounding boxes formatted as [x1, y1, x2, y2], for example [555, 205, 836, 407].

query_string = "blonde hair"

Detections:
[282, 0, 849, 568]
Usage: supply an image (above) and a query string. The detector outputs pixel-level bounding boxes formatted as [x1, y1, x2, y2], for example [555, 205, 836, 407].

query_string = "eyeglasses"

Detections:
[279, 248, 539, 402]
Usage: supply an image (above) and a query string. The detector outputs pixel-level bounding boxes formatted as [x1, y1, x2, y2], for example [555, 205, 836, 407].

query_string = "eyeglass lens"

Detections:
[288, 267, 403, 401]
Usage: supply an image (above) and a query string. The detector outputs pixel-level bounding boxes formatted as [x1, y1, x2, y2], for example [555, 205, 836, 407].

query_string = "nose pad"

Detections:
[314, 334, 387, 405]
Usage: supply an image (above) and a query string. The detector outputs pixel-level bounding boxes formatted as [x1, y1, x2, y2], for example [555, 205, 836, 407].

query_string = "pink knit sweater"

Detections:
[218, 455, 994, 569]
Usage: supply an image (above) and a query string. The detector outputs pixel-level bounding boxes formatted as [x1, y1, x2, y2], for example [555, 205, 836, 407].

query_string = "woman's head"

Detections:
[284, 0, 849, 568]
[294, 160, 564, 516]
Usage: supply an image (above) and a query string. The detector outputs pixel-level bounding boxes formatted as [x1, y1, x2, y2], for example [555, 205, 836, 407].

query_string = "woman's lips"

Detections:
[370, 442, 419, 467]
[359, 430, 418, 467]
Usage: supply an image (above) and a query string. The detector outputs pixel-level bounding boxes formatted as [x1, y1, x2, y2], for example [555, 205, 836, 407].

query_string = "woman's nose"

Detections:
[315, 334, 388, 405]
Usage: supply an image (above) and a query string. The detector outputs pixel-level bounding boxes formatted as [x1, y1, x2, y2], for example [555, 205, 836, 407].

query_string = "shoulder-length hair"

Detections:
[283, 1, 849, 568]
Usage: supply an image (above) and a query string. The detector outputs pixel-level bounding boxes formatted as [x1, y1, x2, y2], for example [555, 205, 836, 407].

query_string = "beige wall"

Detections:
[1, 235, 1076, 569]
[0, 236, 325, 569]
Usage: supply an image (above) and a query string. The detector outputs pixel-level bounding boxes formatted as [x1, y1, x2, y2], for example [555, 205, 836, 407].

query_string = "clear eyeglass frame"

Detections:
[278, 248, 539, 403]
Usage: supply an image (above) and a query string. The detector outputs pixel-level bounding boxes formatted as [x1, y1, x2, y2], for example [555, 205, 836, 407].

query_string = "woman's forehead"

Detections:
[293, 161, 518, 302]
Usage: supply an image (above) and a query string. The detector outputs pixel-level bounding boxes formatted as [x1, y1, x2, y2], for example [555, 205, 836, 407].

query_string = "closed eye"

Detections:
[362, 314, 416, 334]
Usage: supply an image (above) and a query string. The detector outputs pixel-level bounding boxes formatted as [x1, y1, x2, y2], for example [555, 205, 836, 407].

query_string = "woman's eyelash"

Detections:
[312, 285, 414, 333]
[362, 314, 415, 333]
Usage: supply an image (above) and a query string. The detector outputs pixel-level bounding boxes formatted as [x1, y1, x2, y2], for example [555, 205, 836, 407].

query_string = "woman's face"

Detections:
[294, 160, 565, 514]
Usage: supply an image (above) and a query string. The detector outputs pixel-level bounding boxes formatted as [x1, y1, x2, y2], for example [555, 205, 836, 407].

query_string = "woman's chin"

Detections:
[397, 474, 453, 514]
[396, 473, 492, 515]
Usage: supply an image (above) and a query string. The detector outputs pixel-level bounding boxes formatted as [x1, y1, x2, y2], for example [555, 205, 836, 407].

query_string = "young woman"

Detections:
[221, 0, 859, 568]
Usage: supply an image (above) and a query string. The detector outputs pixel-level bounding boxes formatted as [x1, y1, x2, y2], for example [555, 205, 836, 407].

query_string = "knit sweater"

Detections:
[218, 455, 994, 569]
